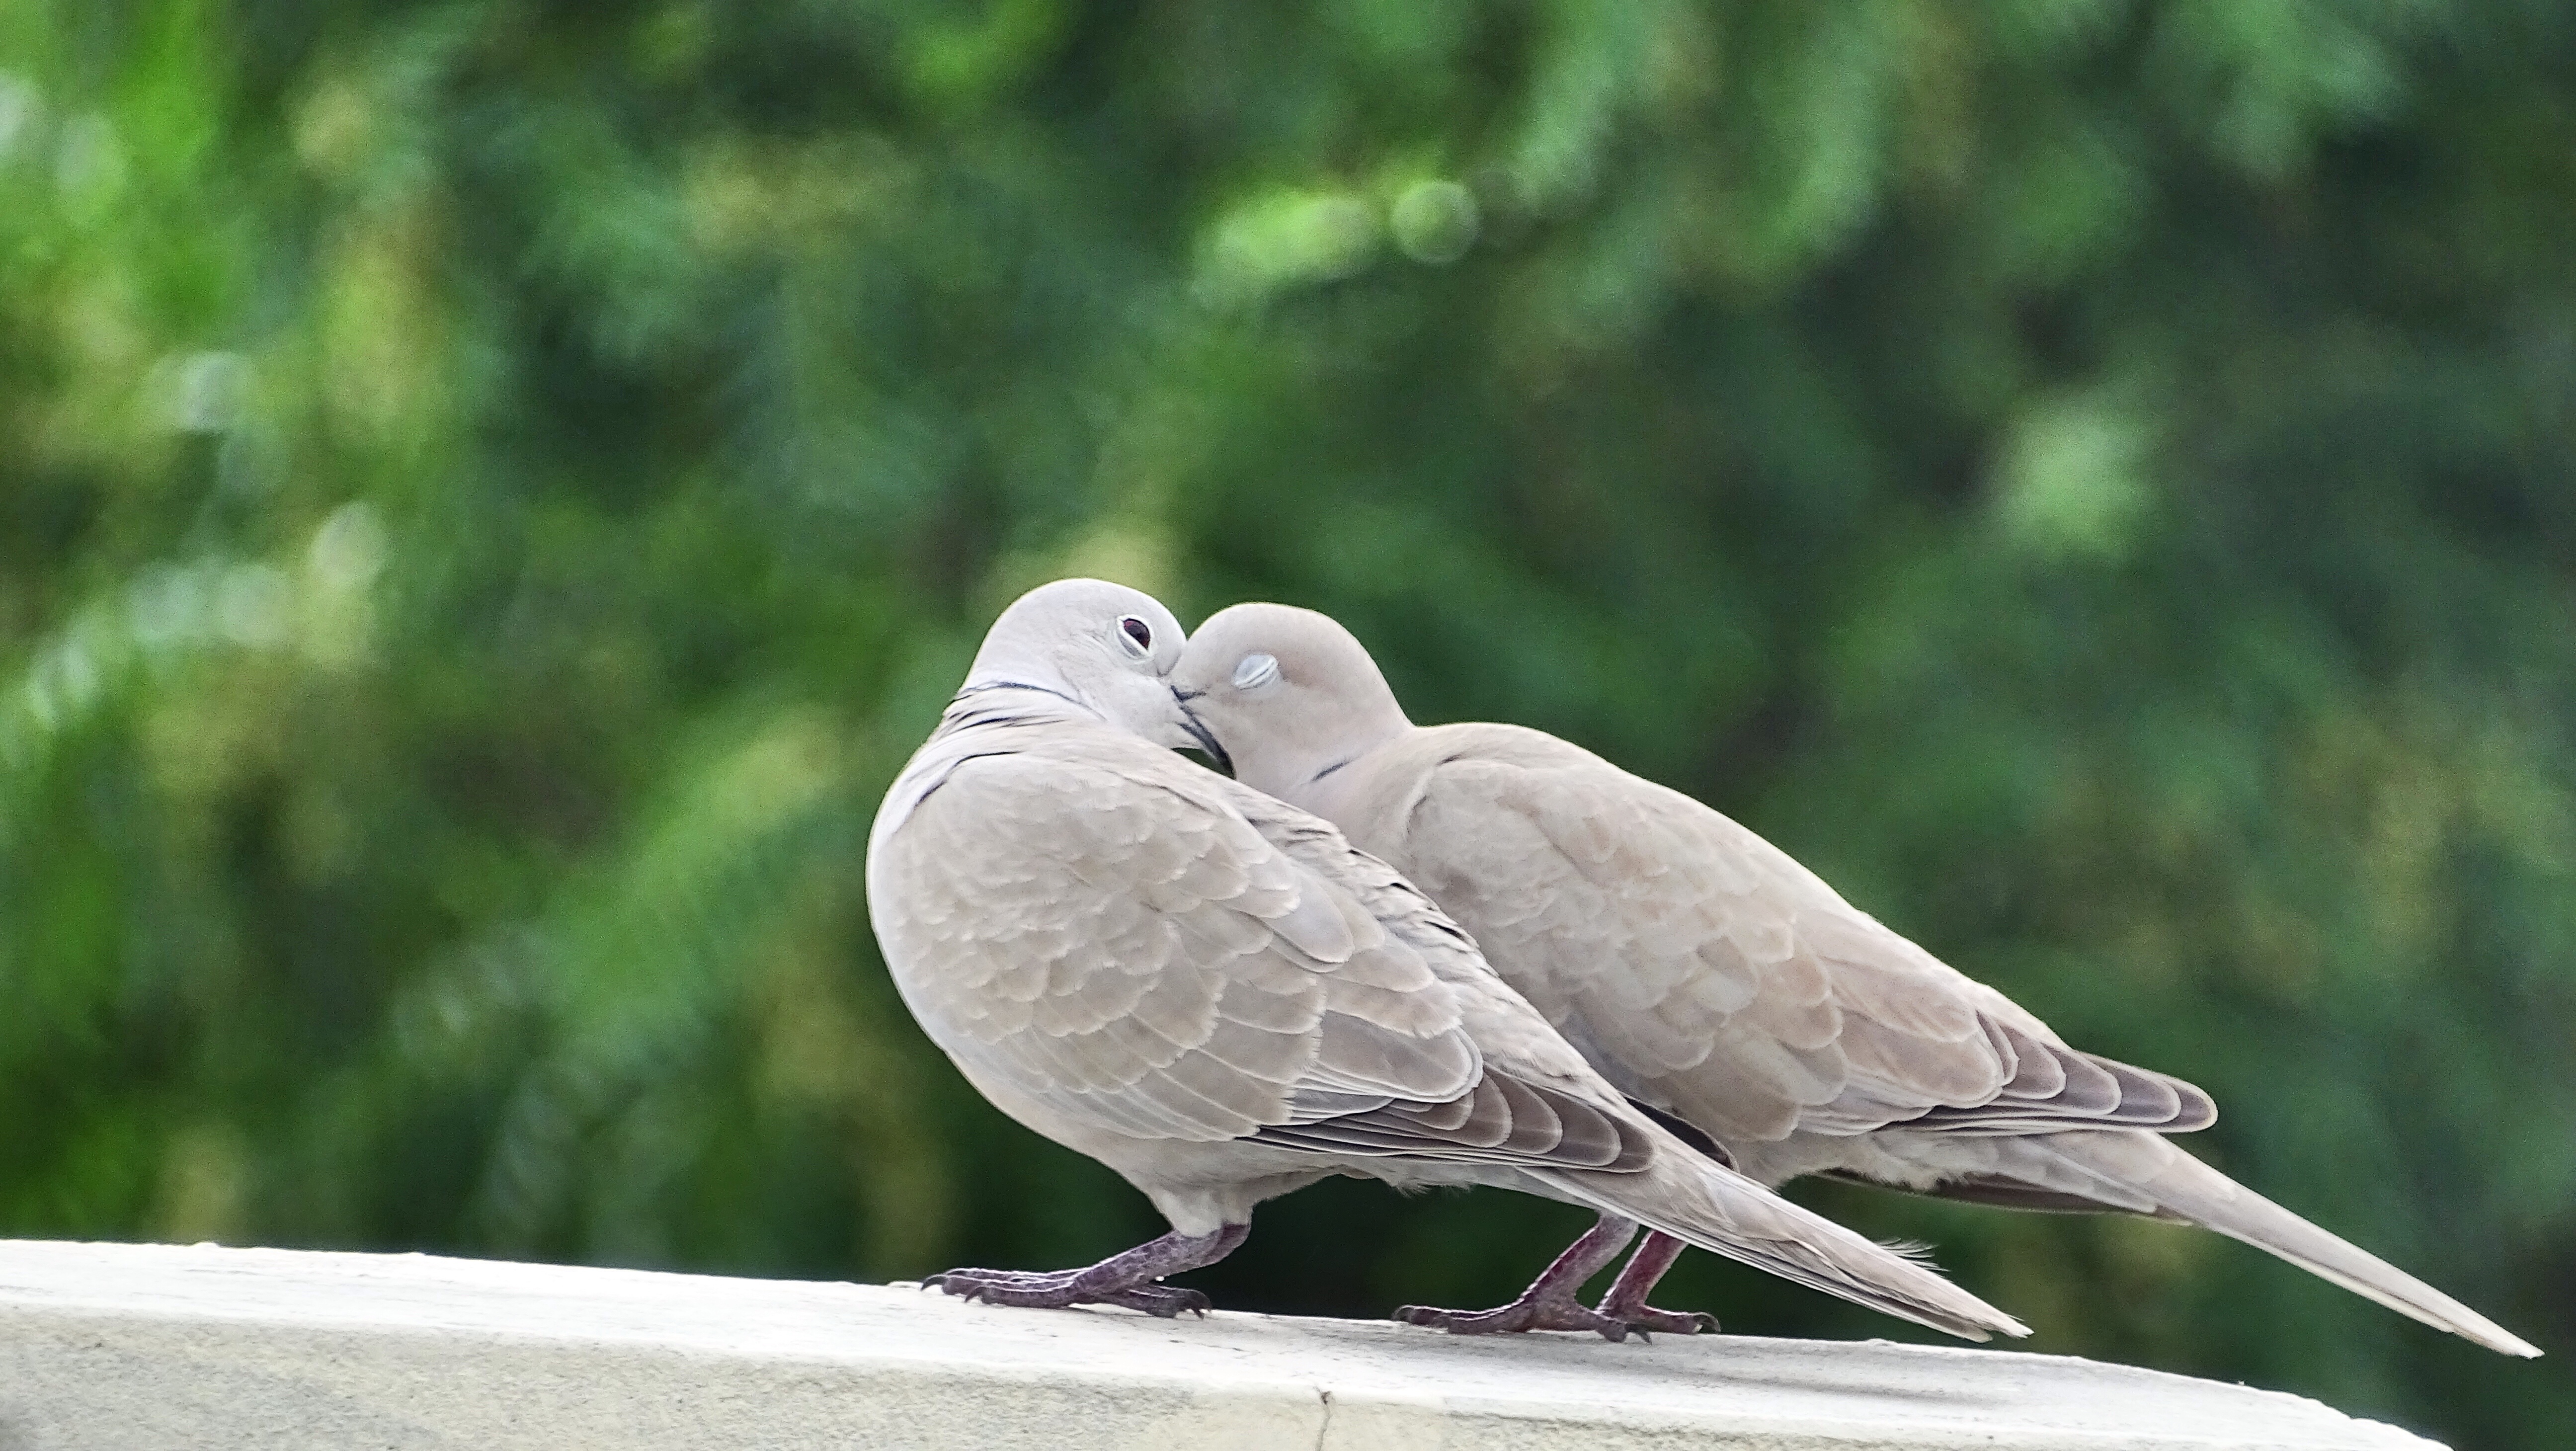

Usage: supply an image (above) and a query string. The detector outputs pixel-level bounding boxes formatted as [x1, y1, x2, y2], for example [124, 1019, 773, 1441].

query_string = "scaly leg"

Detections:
[1394, 1213, 1643, 1341]
[1596, 1230, 1718, 1335]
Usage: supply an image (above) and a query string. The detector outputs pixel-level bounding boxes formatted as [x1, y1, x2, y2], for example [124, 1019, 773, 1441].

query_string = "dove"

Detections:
[865, 578, 2028, 1342]
[1168, 601, 2541, 1358]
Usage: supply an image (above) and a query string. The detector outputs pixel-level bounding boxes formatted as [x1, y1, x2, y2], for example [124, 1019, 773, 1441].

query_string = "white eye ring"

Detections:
[1115, 616, 1154, 660]
[1232, 653, 1280, 690]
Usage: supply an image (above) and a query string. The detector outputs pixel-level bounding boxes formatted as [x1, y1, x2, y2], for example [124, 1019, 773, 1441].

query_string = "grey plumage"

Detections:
[1170, 601, 2539, 1359]
[865, 578, 2027, 1341]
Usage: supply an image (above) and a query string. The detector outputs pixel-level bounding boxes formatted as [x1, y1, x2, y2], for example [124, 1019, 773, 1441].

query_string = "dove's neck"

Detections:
[1237, 716, 1411, 817]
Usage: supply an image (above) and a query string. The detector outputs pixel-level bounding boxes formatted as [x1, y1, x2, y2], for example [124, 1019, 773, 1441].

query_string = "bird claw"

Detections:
[924, 1267, 1080, 1307]
[924, 1267, 1207, 1317]
[1394, 1296, 1636, 1342]
[1604, 1302, 1719, 1336]
[1098, 1284, 1212, 1318]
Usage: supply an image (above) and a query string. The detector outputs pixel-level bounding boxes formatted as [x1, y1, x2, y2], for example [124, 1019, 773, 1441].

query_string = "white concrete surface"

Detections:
[0, 1238, 2440, 1451]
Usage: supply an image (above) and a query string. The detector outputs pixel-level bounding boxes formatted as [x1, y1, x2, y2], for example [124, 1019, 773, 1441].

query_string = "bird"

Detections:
[1165, 600, 2541, 1357]
[865, 577, 2029, 1342]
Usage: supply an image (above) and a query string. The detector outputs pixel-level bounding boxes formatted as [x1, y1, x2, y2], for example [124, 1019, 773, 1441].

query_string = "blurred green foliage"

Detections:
[3, 1, 2573, 1445]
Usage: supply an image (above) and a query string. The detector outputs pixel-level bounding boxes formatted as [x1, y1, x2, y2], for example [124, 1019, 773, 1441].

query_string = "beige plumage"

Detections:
[866, 578, 2026, 1341]
[1169, 601, 2539, 1358]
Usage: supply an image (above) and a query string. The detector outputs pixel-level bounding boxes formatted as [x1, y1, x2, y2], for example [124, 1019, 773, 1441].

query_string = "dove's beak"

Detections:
[1171, 687, 1234, 776]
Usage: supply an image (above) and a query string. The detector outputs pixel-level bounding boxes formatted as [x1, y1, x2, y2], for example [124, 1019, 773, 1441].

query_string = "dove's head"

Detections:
[1172, 602, 1412, 801]
[965, 578, 1216, 755]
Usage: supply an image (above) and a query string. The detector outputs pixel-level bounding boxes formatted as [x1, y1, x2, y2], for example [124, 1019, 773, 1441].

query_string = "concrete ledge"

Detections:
[0, 1239, 2437, 1451]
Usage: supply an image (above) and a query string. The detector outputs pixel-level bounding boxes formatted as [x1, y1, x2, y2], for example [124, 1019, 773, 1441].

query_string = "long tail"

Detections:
[1990, 1130, 2540, 1358]
[1533, 1134, 2029, 1344]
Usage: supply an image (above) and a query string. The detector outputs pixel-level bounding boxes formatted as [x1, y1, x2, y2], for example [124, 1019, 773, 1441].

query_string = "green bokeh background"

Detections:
[3, 2, 2572, 1445]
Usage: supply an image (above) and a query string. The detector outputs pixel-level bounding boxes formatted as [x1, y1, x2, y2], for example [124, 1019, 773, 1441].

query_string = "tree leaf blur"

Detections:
[2, 4, 2570, 1446]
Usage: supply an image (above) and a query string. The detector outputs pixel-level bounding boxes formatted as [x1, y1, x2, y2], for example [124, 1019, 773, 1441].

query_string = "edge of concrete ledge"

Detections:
[0, 1239, 2444, 1451]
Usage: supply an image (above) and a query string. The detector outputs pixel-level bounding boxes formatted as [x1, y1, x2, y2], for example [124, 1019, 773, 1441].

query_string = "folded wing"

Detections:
[876, 738, 1645, 1174]
[1396, 735, 2212, 1147]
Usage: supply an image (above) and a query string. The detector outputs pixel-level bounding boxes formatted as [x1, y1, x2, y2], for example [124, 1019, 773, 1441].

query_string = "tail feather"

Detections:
[2035, 1132, 2540, 1359]
[1537, 1132, 2029, 1344]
